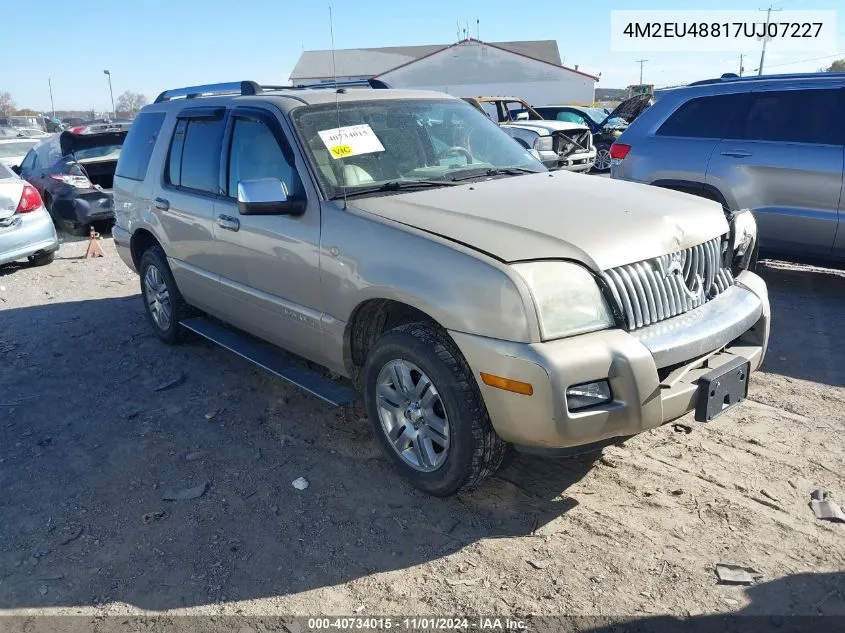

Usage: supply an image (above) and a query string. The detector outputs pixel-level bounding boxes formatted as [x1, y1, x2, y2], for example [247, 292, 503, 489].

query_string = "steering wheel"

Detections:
[437, 146, 473, 164]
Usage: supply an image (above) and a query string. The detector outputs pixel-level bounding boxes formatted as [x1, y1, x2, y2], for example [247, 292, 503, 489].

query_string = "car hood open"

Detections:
[350, 172, 728, 270]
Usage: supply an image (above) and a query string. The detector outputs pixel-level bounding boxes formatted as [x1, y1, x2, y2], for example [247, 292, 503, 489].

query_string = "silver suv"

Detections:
[113, 81, 770, 496]
[610, 72, 845, 262]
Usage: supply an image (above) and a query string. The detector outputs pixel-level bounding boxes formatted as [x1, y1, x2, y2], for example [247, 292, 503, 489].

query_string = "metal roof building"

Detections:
[290, 39, 597, 106]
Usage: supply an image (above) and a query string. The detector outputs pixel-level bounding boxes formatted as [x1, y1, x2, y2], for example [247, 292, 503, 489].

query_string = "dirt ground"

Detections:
[1, 234, 844, 621]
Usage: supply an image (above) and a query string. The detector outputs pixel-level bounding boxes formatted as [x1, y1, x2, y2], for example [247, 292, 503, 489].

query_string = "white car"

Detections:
[0, 138, 41, 168]
[463, 97, 596, 172]
[0, 163, 59, 267]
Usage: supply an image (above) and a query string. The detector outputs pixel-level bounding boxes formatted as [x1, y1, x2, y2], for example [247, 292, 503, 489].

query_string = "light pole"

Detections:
[103, 70, 115, 119]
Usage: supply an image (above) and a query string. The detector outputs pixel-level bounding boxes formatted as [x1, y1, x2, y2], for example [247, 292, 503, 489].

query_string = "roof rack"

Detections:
[688, 71, 845, 87]
[154, 78, 393, 104]
[154, 81, 261, 103]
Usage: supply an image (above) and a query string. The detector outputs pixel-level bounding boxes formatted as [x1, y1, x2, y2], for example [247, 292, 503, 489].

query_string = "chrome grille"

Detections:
[600, 236, 734, 330]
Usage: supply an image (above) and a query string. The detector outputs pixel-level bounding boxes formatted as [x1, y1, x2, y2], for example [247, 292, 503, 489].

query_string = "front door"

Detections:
[211, 107, 324, 363]
[706, 87, 845, 258]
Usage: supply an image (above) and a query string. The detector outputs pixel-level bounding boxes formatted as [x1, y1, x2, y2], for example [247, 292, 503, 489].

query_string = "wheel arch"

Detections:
[130, 228, 163, 270]
[651, 179, 732, 210]
[343, 298, 447, 384]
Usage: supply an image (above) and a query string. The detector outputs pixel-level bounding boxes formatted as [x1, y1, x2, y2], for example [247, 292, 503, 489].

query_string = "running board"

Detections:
[180, 316, 358, 407]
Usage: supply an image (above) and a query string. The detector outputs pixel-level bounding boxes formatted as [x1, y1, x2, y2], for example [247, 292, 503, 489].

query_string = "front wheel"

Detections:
[138, 245, 192, 344]
[593, 145, 612, 172]
[363, 323, 508, 496]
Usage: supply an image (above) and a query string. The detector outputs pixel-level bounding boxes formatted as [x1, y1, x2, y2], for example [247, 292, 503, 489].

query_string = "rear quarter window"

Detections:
[115, 112, 166, 181]
[656, 93, 748, 139]
[740, 89, 843, 145]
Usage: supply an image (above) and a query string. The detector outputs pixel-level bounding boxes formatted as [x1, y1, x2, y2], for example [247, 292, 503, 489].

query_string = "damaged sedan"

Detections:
[462, 96, 595, 171]
[15, 127, 126, 235]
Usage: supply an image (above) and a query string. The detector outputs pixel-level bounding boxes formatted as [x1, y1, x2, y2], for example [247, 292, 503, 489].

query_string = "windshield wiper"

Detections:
[331, 179, 460, 199]
[448, 167, 541, 182]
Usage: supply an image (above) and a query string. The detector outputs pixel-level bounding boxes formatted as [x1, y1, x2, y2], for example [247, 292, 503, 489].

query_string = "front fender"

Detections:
[320, 204, 534, 343]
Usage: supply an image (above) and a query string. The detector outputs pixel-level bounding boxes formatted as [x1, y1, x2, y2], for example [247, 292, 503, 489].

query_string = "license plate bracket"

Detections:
[694, 356, 750, 422]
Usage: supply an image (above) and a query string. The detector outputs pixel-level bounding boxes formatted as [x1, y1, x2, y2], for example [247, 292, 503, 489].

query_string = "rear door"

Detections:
[211, 106, 324, 362]
[706, 87, 845, 258]
[625, 92, 749, 186]
[152, 107, 227, 312]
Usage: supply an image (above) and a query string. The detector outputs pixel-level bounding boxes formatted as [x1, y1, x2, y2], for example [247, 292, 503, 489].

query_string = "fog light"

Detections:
[566, 380, 612, 411]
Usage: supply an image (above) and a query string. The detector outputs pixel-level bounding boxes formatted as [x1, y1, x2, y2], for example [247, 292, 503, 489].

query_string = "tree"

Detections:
[0, 92, 14, 118]
[824, 59, 845, 72]
[115, 90, 149, 116]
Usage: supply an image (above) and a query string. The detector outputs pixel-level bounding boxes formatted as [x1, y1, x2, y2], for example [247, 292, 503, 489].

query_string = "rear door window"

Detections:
[739, 89, 843, 145]
[166, 114, 226, 194]
[115, 112, 166, 181]
[656, 93, 749, 139]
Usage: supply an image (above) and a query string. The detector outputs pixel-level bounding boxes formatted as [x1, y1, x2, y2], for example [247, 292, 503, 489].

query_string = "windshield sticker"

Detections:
[317, 124, 385, 160]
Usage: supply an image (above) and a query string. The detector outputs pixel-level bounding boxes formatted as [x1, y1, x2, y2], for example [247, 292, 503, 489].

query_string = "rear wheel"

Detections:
[363, 323, 508, 496]
[138, 245, 192, 344]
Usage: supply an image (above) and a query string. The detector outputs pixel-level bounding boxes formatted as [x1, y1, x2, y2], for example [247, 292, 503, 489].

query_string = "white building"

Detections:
[290, 39, 598, 106]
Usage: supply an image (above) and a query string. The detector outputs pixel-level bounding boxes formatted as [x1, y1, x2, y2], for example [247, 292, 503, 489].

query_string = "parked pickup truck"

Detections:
[113, 81, 769, 496]
[462, 96, 596, 171]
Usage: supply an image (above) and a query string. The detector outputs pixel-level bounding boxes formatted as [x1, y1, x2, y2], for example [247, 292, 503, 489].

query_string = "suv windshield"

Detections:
[292, 98, 545, 197]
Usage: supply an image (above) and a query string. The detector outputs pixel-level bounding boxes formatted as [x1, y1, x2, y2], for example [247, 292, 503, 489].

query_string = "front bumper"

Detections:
[450, 271, 770, 449]
[0, 207, 60, 266]
[538, 148, 596, 172]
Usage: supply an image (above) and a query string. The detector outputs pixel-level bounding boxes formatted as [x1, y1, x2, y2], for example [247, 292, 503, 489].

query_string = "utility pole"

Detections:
[739, 54, 744, 76]
[103, 69, 115, 119]
[636, 59, 648, 84]
[757, 6, 781, 76]
[48, 77, 55, 117]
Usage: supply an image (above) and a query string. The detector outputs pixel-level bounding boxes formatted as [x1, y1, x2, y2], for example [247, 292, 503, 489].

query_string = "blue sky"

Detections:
[3, 0, 842, 111]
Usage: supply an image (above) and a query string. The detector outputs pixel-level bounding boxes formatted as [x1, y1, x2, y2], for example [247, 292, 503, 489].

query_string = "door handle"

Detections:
[216, 214, 240, 232]
[153, 197, 170, 211]
[720, 150, 752, 158]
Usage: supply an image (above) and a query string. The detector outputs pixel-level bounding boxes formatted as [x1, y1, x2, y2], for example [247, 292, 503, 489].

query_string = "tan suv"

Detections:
[113, 81, 770, 496]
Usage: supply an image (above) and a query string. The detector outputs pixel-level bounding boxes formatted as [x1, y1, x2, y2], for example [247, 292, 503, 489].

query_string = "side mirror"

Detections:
[516, 112, 529, 121]
[236, 178, 305, 216]
[528, 149, 542, 162]
[11, 165, 21, 175]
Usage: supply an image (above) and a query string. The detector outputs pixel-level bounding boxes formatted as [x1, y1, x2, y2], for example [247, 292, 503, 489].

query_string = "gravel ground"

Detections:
[1, 234, 844, 621]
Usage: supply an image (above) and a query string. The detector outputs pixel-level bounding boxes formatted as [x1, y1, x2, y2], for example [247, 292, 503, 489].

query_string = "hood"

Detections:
[502, 120, 589, 135]
[602, 93, 653, 128]
[349, 172, 728, 270]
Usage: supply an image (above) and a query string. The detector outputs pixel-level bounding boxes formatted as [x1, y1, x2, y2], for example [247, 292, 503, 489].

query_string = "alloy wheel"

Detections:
[375, 359, 450, 472]
[595, 147, 612, 171]
[143, 264, 172, 331]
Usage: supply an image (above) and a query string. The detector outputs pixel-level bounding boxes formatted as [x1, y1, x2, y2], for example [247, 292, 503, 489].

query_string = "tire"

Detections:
[363, 322, 508, 496]
[28, 250, 56, 266]
[138, 245, 192, 344]
[593, 144, 612, 172]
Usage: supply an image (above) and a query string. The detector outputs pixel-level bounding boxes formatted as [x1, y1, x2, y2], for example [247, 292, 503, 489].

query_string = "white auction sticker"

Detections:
[610, 10, 837, 52]
[318, 124, 385, 160]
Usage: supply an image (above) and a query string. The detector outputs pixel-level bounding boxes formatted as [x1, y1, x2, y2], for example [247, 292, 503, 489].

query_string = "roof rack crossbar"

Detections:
[154, 81, 261, 103]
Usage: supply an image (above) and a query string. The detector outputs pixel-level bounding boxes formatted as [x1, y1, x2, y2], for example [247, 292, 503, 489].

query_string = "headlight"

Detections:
[533, 136, 554, 152]
[730, 210, 757, 270]
[513, 261, 614, 340]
